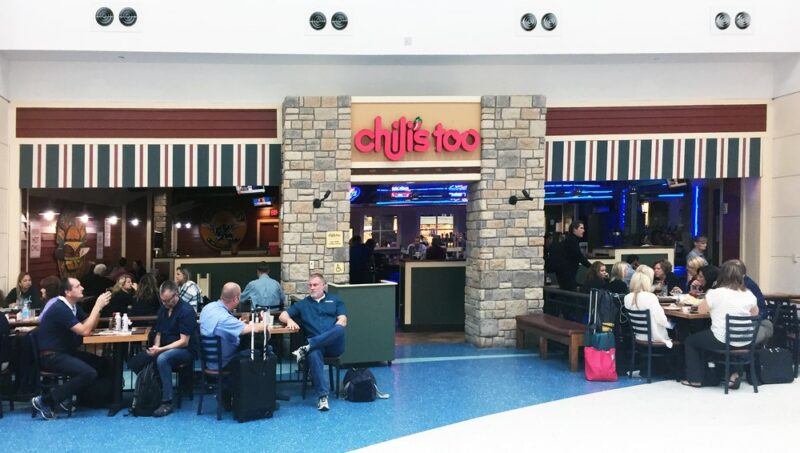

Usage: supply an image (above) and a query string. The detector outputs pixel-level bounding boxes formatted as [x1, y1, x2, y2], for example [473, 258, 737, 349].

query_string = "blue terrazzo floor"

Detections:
[0, 343, 640, 452]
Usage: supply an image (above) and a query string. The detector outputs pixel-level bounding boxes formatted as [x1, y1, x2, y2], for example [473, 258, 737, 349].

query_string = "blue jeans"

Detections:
[156, 348, 194, 402]
[40, 351, 102, 407]
[307, 325, 345, 398]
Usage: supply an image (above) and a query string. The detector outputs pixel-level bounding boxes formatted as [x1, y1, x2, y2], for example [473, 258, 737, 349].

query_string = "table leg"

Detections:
[107, 343, 127, 417]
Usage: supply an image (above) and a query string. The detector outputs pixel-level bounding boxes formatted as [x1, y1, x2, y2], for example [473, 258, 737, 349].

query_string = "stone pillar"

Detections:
[281, 96, 352, 296]
[465, 95, 547, 347]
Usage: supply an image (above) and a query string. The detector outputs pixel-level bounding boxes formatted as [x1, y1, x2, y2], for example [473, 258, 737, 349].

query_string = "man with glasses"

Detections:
[147, 280, 198, 417]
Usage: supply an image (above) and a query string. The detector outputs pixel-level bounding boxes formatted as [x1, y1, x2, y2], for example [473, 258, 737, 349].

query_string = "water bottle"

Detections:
[122, 313, 130, 332]
[21, 301, 30, 320]
[114, 312, 122, 331]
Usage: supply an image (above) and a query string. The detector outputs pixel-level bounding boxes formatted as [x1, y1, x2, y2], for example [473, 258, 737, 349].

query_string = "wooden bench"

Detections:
[515, 314, 585, 372]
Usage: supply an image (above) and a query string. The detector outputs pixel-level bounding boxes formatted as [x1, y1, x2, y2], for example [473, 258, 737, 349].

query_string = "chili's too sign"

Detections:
[354, 116, 481, 161]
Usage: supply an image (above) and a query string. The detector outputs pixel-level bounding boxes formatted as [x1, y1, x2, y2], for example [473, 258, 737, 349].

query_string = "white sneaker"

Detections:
[317, 395, 329, 412]
[292, 345, 310, 366]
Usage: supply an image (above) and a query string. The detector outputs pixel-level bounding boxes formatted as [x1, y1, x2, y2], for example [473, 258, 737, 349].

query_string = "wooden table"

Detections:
[84, 327, 150, 416]
[9, 315, 158, 329]
[663, 309, 710, 320]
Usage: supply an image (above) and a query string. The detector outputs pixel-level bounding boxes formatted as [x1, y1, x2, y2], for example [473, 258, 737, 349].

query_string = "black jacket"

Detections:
[549, 233, 591, 274]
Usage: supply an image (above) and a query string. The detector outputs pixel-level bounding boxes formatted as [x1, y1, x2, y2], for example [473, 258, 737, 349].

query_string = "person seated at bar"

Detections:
[581, 261, 608, 293]
[199, 282, 269, 372]
[280, 273, 347, 412]
[31, 279, 112, 420]
[686, 236, 708, 263]
[81, 264, 114, 299]
[348, 236, 372, 284]
[406, 236, 427, 260]
[682, 260, 758, 389]
[176, 267, 203, 313]
[652, 260, 682, 295]
[241, 262, 285, 310]
[623, 265, 673, 348]
[129, 274, 162, 316]
[426, 236, 447, 260]
[148, 280, 198, 417]
[4, 272, 42, 310]
[607, 262, 630, 295]
[683, 256, 708, 292]
[101, 274, 135, 317]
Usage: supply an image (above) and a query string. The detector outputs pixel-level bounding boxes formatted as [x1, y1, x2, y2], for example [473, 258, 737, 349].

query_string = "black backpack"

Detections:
[130, 362, 162, 416]
[342, 368, 389, 402]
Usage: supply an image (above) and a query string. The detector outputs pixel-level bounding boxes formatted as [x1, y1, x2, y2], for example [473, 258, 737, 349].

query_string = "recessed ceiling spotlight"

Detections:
[715, 12, 731, 30]
[309, 12, 327, 30]
[541, 13, 558, 31]
[332, 12, 348, 30]
[520, 13, 537, 31]
[119, 7, 137, 27]
[95, 7, 114, 26]
[735, 12, 751, 30]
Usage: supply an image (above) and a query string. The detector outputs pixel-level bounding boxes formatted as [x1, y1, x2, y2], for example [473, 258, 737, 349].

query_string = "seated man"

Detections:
[241, 262, 285, 311]
[199, 282, 269, 372]
[147, 280, 198, 417]
[31, 278, 112, 420]
[280, 273, 347, 412]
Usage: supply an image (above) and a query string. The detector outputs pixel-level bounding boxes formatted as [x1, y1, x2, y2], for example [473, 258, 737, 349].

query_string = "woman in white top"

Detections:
[682, 260, 758, 389]
[624, 265, 673, 348]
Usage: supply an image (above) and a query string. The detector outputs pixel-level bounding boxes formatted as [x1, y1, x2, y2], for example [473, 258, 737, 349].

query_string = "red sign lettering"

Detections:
[354, 116, 480, 161]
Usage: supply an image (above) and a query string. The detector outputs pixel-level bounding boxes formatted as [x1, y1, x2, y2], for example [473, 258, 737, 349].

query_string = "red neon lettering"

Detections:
[462, 129, 480, 152]
[354, 116, 480, 160]
[354, 129, 375, 152]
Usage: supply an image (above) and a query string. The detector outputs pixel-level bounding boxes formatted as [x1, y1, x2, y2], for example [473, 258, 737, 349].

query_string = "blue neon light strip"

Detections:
[620, 187, 627, 233]
[546, 196, 613, 202]
[656, 193, 685, 199]
[375, 199, 468, 206]
[693, 185, 700, 237]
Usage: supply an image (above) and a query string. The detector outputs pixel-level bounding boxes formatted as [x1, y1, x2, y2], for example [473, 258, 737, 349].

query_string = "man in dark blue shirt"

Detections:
[279, 273, 346, 412]
[148, 280, 198, 417]
[31, 278, 112, 420]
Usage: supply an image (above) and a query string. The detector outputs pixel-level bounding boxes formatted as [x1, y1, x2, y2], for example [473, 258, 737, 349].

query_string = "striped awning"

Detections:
[19, 142, 282, 189]
[545, 137, 761, 182]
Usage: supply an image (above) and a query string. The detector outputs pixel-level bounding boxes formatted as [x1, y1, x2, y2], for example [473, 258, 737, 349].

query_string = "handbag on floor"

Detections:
[584, 290, 618, 381]
[343, 368, 390, 402]
[756, 348, 795, 384]
[584, 346, 618, 382]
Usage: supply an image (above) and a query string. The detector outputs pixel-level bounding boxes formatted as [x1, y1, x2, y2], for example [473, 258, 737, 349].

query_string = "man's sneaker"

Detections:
[31, 396, 56, 420]
[292, 345, 310, 366]
[317, 395, 329, 412]
[153, 403, 173, 417]
[58, 400, 74, 415]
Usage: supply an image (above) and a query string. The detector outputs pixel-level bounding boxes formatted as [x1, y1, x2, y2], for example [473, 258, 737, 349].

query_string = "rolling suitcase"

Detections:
[231, 316, 277, 422]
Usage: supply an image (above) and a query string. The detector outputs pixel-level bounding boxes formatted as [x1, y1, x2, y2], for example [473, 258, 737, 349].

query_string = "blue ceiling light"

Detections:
[656, 193, 685, 199]
[692, 185, 701, 237]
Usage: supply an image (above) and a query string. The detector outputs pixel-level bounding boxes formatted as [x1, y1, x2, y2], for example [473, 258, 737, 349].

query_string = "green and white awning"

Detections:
[545, 137, 762, 182]
[19, 141, 282, 189]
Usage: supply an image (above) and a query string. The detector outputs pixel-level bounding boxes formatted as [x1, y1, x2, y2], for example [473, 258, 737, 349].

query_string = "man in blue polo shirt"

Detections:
[199, 282, 269, 371]
[241, 262, 285, 310]
[279, 273, 346, 412]
[31, 278, 112, 420]
[147, 280, 198, 417]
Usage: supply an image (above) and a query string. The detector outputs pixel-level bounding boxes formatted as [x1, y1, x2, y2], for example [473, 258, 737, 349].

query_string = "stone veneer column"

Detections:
[281, 96, 352, 296]
[465, 95, 547, 347]
[152, 190, 170, 253]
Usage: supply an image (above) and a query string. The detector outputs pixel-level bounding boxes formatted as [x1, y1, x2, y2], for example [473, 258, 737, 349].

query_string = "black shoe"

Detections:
[31, 396, 56, 420]
[152, 403, 173, 417]
[58, 400, 74, 415]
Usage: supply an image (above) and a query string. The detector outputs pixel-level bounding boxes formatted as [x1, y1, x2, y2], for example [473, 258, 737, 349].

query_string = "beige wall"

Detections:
[764, 92, 800, 292]
[0, 58, 9, 293]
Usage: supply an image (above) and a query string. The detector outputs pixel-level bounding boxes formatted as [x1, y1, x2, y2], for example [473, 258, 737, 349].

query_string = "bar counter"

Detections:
[400, 260, 466, 331]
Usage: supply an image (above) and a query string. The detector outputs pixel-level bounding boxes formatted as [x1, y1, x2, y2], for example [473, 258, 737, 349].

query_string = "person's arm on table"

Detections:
[279, 311, 300, 331]
[70, 291, 112, 336]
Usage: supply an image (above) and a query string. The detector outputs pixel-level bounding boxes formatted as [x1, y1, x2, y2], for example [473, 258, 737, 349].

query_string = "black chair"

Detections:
[0, 334, 15, 418]
[197, 335, 228, 420]
[709, 315, 761, 395]
[301, 356, 342, 400]
[773, 303, 799, 377]
[624, 308, 679, 383]
[28, 330, 72, 417]
[171, 360, 194, 409]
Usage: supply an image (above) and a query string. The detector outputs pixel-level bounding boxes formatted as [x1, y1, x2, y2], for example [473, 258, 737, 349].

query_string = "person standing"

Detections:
[31, 279, 112, 419]
[686, 236, 708, 263]
[280, 273, 346, 412]
[176, 267, 203, 312]
[241, 262, 285, 310]
[549, 221, 591, 292]
[348, 236, 371, 284]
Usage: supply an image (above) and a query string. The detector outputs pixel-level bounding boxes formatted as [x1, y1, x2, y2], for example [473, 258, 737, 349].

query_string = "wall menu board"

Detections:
[350, 183, 469, 206]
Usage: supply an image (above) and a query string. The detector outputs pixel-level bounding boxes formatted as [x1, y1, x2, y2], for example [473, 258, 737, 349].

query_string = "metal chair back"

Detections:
[626, 308, 653, 343]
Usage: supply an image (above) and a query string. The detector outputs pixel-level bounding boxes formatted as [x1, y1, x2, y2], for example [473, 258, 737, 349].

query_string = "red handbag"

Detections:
[584, 346, 618, 382]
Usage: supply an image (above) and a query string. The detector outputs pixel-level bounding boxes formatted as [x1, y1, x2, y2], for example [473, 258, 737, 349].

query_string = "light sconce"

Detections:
[313, 190, 332, 209]
[40, 210, 58, 221]
[509, 189, 534, 205]
[107, 215, 119, 225]
[78, 214, 91, 224]
[174, 222, 183, 229]
[184, 222, 192, 229]
[130, 218, 140, 227]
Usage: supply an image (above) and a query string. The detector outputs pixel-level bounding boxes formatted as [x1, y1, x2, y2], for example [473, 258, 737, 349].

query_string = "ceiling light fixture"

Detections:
[715, 12, 731, 30]
[107, 215, 119, 225]
[78, 214, 90, 224]
[735, 12, 751, 29]
[332, 12, 348, 30]
[95, 7, 114, 26]
[40, 210, 58, 221]
[130, 218, 140, 227]
[541, 13, 558, 31]
[119, 7, 137, 27]
[309, 12, 327, 30]
[520, 13, 537, 31]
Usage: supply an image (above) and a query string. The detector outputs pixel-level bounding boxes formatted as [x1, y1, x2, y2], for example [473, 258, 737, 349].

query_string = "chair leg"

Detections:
[175, 372, 182, 409]
[724, 355, 730, 395]
[301, 366, 309, 400]
[750, 359, 759, 394]
[336, 366, 341, 398]
[216, 377, 222, 421]
[629, 345, 635, 379]
[646, 348, 652, 384]
[197, 375, 205, 415]
[328, 364, 334, 398]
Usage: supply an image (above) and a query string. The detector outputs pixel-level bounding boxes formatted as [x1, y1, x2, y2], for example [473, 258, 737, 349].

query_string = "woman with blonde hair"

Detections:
[608, 262, 630, 294]
[101, 274, 135, 316]
[684, 256, 707, 292]
[623, 265, 673, 348]
[4, 272, 42, 309]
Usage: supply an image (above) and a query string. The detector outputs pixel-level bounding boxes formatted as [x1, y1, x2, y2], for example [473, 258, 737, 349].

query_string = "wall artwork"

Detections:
[199, 209, 247, 252]
[55, 211, 91, 278]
